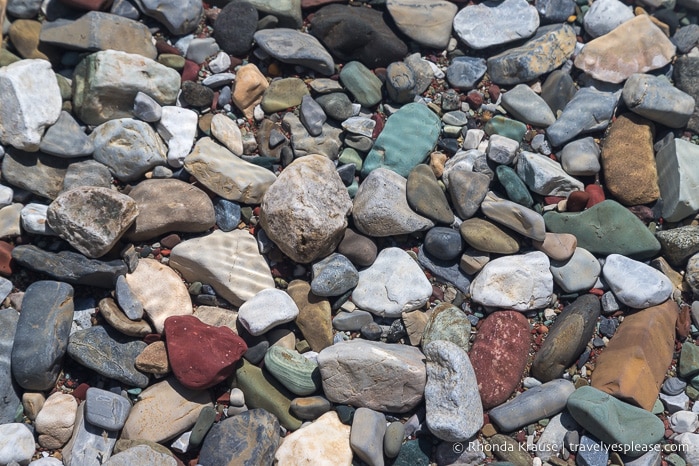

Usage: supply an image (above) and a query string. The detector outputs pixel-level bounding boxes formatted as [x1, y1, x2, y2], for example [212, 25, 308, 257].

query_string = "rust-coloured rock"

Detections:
[0, 241, 14, 277]
[469, 311, 531, 410]
[591, 300, 678, 411]
[287, 280, 333, 352]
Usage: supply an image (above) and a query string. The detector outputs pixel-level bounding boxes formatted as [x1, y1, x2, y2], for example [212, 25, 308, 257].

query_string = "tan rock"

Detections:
[601, 113, 659, 206]
[287, 280, 333, 352]
[459, 218, 519, 254]
[35, 392, 78, 449]
[124, 258, 193, 334]
[22, 392, 45, 421]
[386, 0, 457, 50]
[99, 297, 153, 338]
[193, 306, 239, 332]
[574, 15, 676, 83]
[210, 114, 243, 155]
[8, 19, 48, 60]
[135, 341, 170, 376]
[429, 151, 447, 179]
[274, 411, 352, 466]
[591, 300, 678, 410]
[232, 63, 268, 119]
[402, 309, 430, 346]
[532, 232, 578, 261]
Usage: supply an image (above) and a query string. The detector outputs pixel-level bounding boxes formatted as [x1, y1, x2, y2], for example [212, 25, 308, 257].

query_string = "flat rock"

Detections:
[481, 191, 546, 241]
[254, 28, 334, 75]
[102, 445, 176, 466]
[406, 164, 454, 225]
[517, 151, 584, 196]
[169, 229, 274, 308]
[656, 136, 699, 223]
[546, 87, 618, 147]
[501, 84, 556, 127]
[274, 411, 352, 465]
[62, 403, 117, 466]
[1, 150, 71, 200]
[282, 112, 343, 160]
[387, 0, 457, 50]
[85, 387, 131, 431]
[260, 77, 309, 113]
[560, 137, 601, 177]
[623, 74, 695, 129]
[99, 297, 153, 338]
[603, 254, 673, 309]
[39, 111, 94, 158]
[453, 0, 539, 50]
[532, 232, 577, 262]
[583, 0, 634, 38]
[238, 288, 300, 336]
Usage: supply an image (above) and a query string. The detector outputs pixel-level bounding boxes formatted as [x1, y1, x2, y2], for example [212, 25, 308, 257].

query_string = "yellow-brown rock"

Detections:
[591, 299, 678, 411]
[287, 280, 333, 352]
[601, 113, 659, 206]
[8, 20, 49, 60]
[232, 63, 268, 119]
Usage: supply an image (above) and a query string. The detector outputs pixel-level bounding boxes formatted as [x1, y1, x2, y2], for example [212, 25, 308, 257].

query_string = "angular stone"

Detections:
[481, 191, 546, 241]
[592, 300, 678, 411]
[63, 159, 112, 191]
[254, 28, 334, 75]
[386, 0, 456, 50]
[603, 254, 673, 309]
[85, 388, 131, 431]
[0, 309, 20, 424]
[656, 136, 699, 223]
[406, 164, 454, 225]
[156, 106, 198, 167]
[501, 84, 556, 127]
[1, 150, 71, 200]
[317, 339, 426, 413]
[623, 74, 695, 129]
[656, 226, 699, 266]
[448, 170, 491, 220]
[132, 0, 202, 35]
[516, 151, 584, 197]
[459, 218, 519, 254]
[40, 111, 94, 158]
[231, 64, 268, 119]
[135, 341, 170, 376]
[446, 56, 487, 91]
[453, 0, 539, 50]
[274, 411, 352, 465]
[546, 87, 618, 147]
[311, 253, 359, 297]
[169, 229, 274, 308]
[62, 403, 117, 466]
[282, 112, 343, 160]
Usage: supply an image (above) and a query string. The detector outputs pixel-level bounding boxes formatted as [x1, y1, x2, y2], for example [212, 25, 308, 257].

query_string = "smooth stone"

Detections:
[453, 0, 539, 49]
[333, 310, 374, 332]
[337, 229, 377, 267]
[85, 387, 131, 431]
[238, 0, 302, 28]
[99, 297, 152, 338]
[623, 74, 695, 128]
[260, 77, 309, 113]
[546, 87, 618, 147]
[282, 112, 343, 160]
[317, 93, 354, 122]
[603, 254, 672, 308]
[446, 56, 487, 90]
[102, 445, 177, 466]
[592, 299, 678, 411]
[0, 309, 20, 424]
[501, 84, 556, 127]
[238, 288, 299, 336]
[488, 434, 533, 465]
[0, 424, 35, 466]
[531, 294, 601, 382]
[386, 0, 456, 49]
[392, 438, 431, 466]
[496, 165, 534, 208]
[132, 0, 202, 35]
[417, 246, 471, 295]
[470, 251, 553, 311]
[543, 200, 661, 260]
[481, 191, 546, 241]
[549, 248, 601, 293]
[406, 164, 454, 225]
[404, 53, 435, 95]
[311, 253, 359, 297]
[560, 137, 601, 177]
[47, 186, 138, 258]
[421, 303, 471, 352]
[275, 411, 352, 465]
[264, 346, 321, 396]
[517, 151, 584, 196]
[62, 159, 112, 191]
[35, 392, 77, 449]
[135, 341, 170, 376]
[115, 275, 143, 320]
[0, 203, 24, 238]
[184, 137, 276, 204]
[287, 280, 333, 352]
[385, 62, 417, 104]
[601, 113, 659, 206]
[1, 150, 70, 200]
[447, 170, 491, 220]
[184, 37, 219, 64]
[254, 28, 334, 75]
[350, 407, 386, 466]
[384, 422, 405, 459]
[133, 91, 162, 123]
[536, 0, 575, 23]
[40, 111, 93, 158]
[11, 281, 73, 391]
[583, 0, 634, 38]
[352, 247, 432, 318]
[338, 61, 383, 108]
[567, 386, 665, 457]
[541, 70, 576, 116]
[213, 2, 257, 56]
[535, 412, 578, 462]
[489, 379, 575, 432]
[290, 395, 332, 420]
[231, 64, 268, 119]
[19, 203, 53, 236]
[317, 339, 426, 413]
[680, 341, 699, 379]
[62, 402, 117, 466]
[460, 247, 490, 275]
[91, 118, 166, 182]
[459, 218, 519, 254]
[661, 392, 690, 413]
[469, 311, 531, 409]
[424, 227, 463, 261]
[121, 377, 212, 443]
[73, 50, 180, 125]
[7, 0, 42, 18]
[300, 95, 327, 137]
[663, 377, 688, 396]
[674, 56, 699, 133]
[67, 325, 149, 387]
[188, 406, 217, 448]
[213, 198, 241, 232]
[574, 15, 676, 84]
[656, 137, 699, 223]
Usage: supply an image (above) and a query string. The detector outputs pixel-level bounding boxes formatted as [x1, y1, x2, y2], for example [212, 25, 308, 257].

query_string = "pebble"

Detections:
[387, 0, 456, 50]
[35, 392, 78, 449]
[238, 288, 299, 336]
[480, 191, 546, 241]
[424, 227, 463, 261]
[311, 253, 359, 297]
[84, 388, 131, 431]
[448, 170, 491, 220]
[583, 0, 635, 38]
[501, 84, 556, 127]
[350, 407, 386, 466]
[287, 279, 334, 352]
[560, 137, 601, 177]
[133, 0, 202, 35]
[213, 2, 257, 56]
[39, 111, 94, 158]
[549, 247, 601, 293]
[453, 0, 539, 50]
[255, 29, 334, 75]
[623, 74, 695, 129]
[656, 136, 699, 223]
[406, 164, 455, 225]
[602, 254, 673, 308]
[446, 56, 487, 91]
[0, 423, 36, 466]
[546, 87, 618, 147]
[275, 411, 352, 465]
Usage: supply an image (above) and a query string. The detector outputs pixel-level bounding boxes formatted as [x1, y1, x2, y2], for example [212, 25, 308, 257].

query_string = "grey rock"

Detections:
[11, 281, 74, 391]
[62, 403, 118, 466]
[386, 61, 417, 104]
[299, 96, 327, 138]
[316, 93, 354, 122]
[282, 112, 343, 160]
[487, 135, 520, 165]
[350, 408, 386, 466]
[1, 150, 71, 200]
[386, 0, 457, 50]
[453, 0, 539, 49]
[656, 136, 699, 223]
[623, 449, 662, 466]
[583, 0, 634, 38]
[673, 24, 699, 54]
[560, 137, 601, 176]
[424, 227, 463, 261]
[85, 388, 131, 431]
[481, 191, 546, 241]
[115, 275, 144, 320]
[536, 0, 576, 23]
[132, 0, 203, 35]
[602, 254, 672, 308]
[447, 169, 490, 220]
[442, 111, 469, 127]
[516, 151, 584, 196]
[311, 253, 359, 297]
[405, 53, 435, 95]
[660, 392, 690, 413]
[550, 248, 601, 293]
[63, 159, 113, 191]
[342, 117, 375, 138]
[546, 88, 618, 147]
[133, 92, 162, 123]
[185, 37, 219, 64]
[20, 203, 56, 236]
[333, 310, 374, 332]
[417, 246, 472, 294]
[535, 412, 578, 461]
[601, 291, 621, 314]
[501, 84, 556, 127]
[384, 421, 405, 459]
[40, 111, 94, 158]
[102, 445, 176, 466]
[623, 74, 695, 128]
[0, 309, 21, 424]
[7, 0, 42, 18]
[339, 61, 383, 108]
[541, 70, 577, 115]
[254, 28, 335, 75]
[577, 434, 608, 466]
[446, 56, 487, 91]
[239, 0, 302, 29]
[111, 0, 141, 20]
[213, 2, 258, 56]
[656, 226, 699, 266]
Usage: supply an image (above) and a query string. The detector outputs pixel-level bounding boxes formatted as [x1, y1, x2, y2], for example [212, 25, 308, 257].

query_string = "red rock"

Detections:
[0, 241, 14, 276]
[678, 304, 691, 341]
[544, 196, 566, 206]
[72, 383, 90, 401]
[371, 113, 384, 139]
[465, 90, 483, 109]
[585, 184, 605, 208]
[566, 191, 589, 212]
[182, 60, 200, 82]
[156, 40, 182, 56]
[164, 315, 247, 390]
[488, 84, 501, 102]
[59, 0, 112, 10]
[469, 311, 531, 410]
[160, 234, 182, 249]
[144, 334, 161, 344]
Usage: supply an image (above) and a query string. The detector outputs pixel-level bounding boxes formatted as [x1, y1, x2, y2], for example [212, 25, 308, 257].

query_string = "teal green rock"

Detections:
[392, 438, 431, 466]
[496, 165, 534, 208]
[339, 61, 383, 108]
[667, 452, 687, 466]
[361, 103, 441, 178]
[484, 116, 527, 141]
[651, 399, 665, 414]
[421, 303, 472, 352]
[263, 346, 321, 396]
[338, 147, 363, 171]
[489, 434, 532, 465]
[188, 405, 216, 448]
[679, 341, 699, 379]
[543, 200, 661, 260]
[566, 386, 665, 457]
[347, 179, 359, 198]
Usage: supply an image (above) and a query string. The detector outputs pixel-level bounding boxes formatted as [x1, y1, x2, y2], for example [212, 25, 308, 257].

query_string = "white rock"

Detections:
[274, 411, 352, 466]
[462, 129, 485, 150]
[209, 51, 232, 74]
[35, 392, 78, 449]
[238, 288, 300, 336]
[661, 392, 691, 414]
[676, 432, 699, 465]
[29, 458, 64, 466]
[170, 431, 191, 453]
[656, 136, 699, 223]
[0, 59, 62, 151]
[0, 185, 13, 208]
[210, 114, 243, 155]
[453, 0, 539, 49]
[487, 134, 519, 164]
[0, 203, 23, 238]
[516, 151, 584, 196]
[157, 106, 198, 168]
[0, 423, 35, 466]
[21, 203, 57, 236]
[352, 247, 432, 318]
[602, 254, 673, 309]
[670, 411, 699, 434]
[583, 0, 635, 38]
[470, 251, 553, 311]
[341, 117, 375, 138]
[535, 412, 578, 461]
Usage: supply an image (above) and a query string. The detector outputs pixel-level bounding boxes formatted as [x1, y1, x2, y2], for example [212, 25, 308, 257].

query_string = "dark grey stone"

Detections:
[299, 95, 327, 137]
[11, 280, 74, 391]
[447, 170, 491, 220]
[386, 61, 417, 104]
[546, 88, 618, 147]
[541, 70, 576, 116]
[62, 159, 113, 191]
[672, 24, 699, 54]
[1, 150, 71, 200]
[361, 322, 383, 340]
[115, 275, 144, 320]
[0, 309, 21, 424]
[333, 310, 374, 332]
[446, 56, 487, 91]
[673, 56, 699, 133]
[40, 111, 94, 158]
[424, 227, 463, 261]
[85, 387, 131, 431]
[337, 163, 356, 187]
[417, 246, 471, 294]
[189, 405, 217, 448]
[213, 198, 242, 232]
[311, 253, 359, 297]
[598, 316, 618, 338]
[316, 93, 354, 122]
[536, 0, 576, 23]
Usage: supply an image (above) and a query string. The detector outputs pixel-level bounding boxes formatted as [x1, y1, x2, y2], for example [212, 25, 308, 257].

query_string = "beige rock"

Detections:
[480, 191, 546, 241]
[403, 310, 430, 346]
[574, 15, 676, 83]
[274, 411, 352, 466]
[124, 258, 193, 334]
[135, 341, 170, 375]
[22, 392, 45, 421]
[532, 232, 578, 261]
[193, 306, 239, 332]
[386, 0, 457, 50]
[35, 392, 78, 449]
[0, 203, 22, 238]
[287, 280, 333, 352]
[210, 114, 244, 155]
[9, 19, 48, 60]
[121, 378, 212, 443]
[98, 297, 153, 338]
[232, 63, 268, 119]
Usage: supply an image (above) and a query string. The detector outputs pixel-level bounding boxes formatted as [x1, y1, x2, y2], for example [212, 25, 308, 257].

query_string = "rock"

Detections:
[421, 303, 471, 352]
[67, 325, 149, 387]
[39, 111, 94, 158]
[213, 2, 257, 56]
[574, 15, 676, 84]
[406, 164, 454, 225]
[35, 392, 78, 449]
[0, 309, 20, 424]
[446, 56, 487, 90]
[264, 346, 321, 396]
[300, 95, 327, 137]
[385, 62, 417, 104]
[532, 294, 601, 382]
[132, 0, 202, 35]
[311, 253, 359, 297]
[544, 200, 661, 260]
[232, 64, 268, 119]
[516, 151, 584, 197]
[260, 154, 351, 264]
[73, 50, 180, 125]
[453, 0, 539, 49]
[546, 87, 618, 147]
[417, 245, 472, 295]
[282, 112, 343, 160]
[338, 61, 383, 108]
[202, 410, 280, 465]
[184, 137, 276, 204]
[425, 340, 483, 442]
[583, 0, 634, 38]
[287, 280, 333, 352]
[333, 310, 374, 332]
[121, 377, 212, 443]
[169, 229, 274, 308]
[480, 191, 546, 241]
[85, 388, 131, 431]
[386, 0, 456, 49]
[99, 297, 152, 338]
[352, 247, 432, 318]
[1, 150, 71, 200]
[567, 386, 665, 457]
[656, 136, 699, 223]
[362, 103, 441, 179]
[501, 84, 556, 127]
[384, 422, 405, 459]
[350, 408, 386, 466]
[317, 93, 354, 122]
[254, 28, 334, 75]
[622, 74, 695, 129]
[674, 56, 699, 134]
[560, 137, 601, 177]
[275, 411, 352, 465]
[102, 445, 177, 466]
[496, 165, 534, 208]
[549, 248, 601, 293]
[0, 424, 36, 466]
[238, 288, 300, 336]
[0, 203, 23, 238]
[62, 402, 117, 466]
[0, 59, 61, 151]
[133, 92, 162, 122]
[424, 227, 463, 261]
[535, 412, 578, 462]
[603, 254, 672, 309]
[489, 379, 575, 432]
[47, 187, 138, 258]
[592, 300, 678, 410]
[135, 340, 170, 375]
[536, 0, 575, 23]
[11, 281, 73, 390]
[156, 106, 198, 167]
[470, 251, 553, 311]
[656, 226, 699, 267]
[317, 339, 426, 413]
[392, 438, 431, 466]
[459, 218, 519, 254]
[260, 77, 309, 113]
[309, 4, 408, 68]
[338, 229, 377, 267]
[352, 168, 434, 237]
[448, 170, 491, 220]
[63, 159, 113, 191]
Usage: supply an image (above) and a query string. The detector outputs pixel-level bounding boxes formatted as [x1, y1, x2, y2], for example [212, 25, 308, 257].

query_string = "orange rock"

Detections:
[0, 241, 14, 277]
[232, 64, 269, 119]
[591, 300, 678, 411]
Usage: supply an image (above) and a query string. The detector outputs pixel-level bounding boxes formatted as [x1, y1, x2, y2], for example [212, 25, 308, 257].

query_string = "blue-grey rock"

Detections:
[386, 61, 417, 104]
[311, 253, 359, 297]
[598, 316, 618, 338]
[417, 246, 471, 295]
[115, 275, 144, 320]
[132, 0, 203, 35]
[622, 73, 695, 129]
[447, 170, 491, 220]
[546, 88, 618, 147]
[198, 409, 280, 466]
[424, 227, 463, 261]
[350, 407, 386, 466]
[501, 84, 556, 127]
[316, 93, 354, 122]
[0, 277, 12, 304]
[549, 247, 601, 293]
[63, 159, 113, 192]
[576, 434, 609, 466]
[111, 0, 141, 20]
[583, 0, 634, 38]
[213, 198, 241, 232]
[67, 325, 149, 388]
[663, 377, 688, 396]
[133, 92, 162, 123]
[1, 150, 71, 200]
[0, 309, 20, 424]
[602, 254, 673, 309]
[673, 24, 699, 54]
[62, 403, 118, 466]
[213, 2, 258, 56]
[541, 69, 578, 116]
[299, 95, 327, 137]
[339, 61, 383, 108]
[11, 281, 74, 391]
[536, 0, 576, 23]
[453, 0, 539, 49]
[7, 0, 43, 18]
[446, 57, 487, 91]
[560, 137, 601, 176]
[254, 28, 335, 76]
[656, 136, 699, 223]
[489, 379, 576, 432]
[185, 38, 219, 65]
[40, 111, 94, 158]
[332, 310, 374, 332]
[85, 388, 131, 431]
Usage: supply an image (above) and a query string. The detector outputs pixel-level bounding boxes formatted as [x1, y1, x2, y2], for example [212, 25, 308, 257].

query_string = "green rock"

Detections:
[421, 303, 472, 352]
[667, 453, 687, 466]
[260, 77, 309, 113]
[459, 218, 520, 254]
[263, 346, 321, 396]
[158, 53, 185, 70]
[392, 438, 431, 466]
[338, 147, 363, 171]
[687, 385, 699, 400]
[0, 49, 21, 67]
[339, 61, 383, 107]
[233, 359, 303, 431]
[543, 200, 661, 260]
[679, 341, 699, 379]
[55, 73, 72, 101]
[361, 103, 441, 178]
[651, 398, 665, 414]
[406, 164, 455, 225]
[566, 386, 665, 457]
[484, 116, 527, 141]
[496, 165, 534, 208]
[347, 179, 359, 198]
[335, 405, 355, 425]
[189, 405, 216, 448]
[489, 434, 532, 466]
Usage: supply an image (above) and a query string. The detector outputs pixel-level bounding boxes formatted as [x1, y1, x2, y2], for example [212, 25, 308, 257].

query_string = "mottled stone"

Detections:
[453, 0, 539, 50]
[448, 170, 491, 220]
[275, 411, 352, 465]
[0, 309, 20, 424]
[387, 0, 456, 49]
[623, 74, 695, 129]
[546, 88, 618, 147]
[2, 150, 71, 201]
[656, 136, 699, 223]
[287, 280, 333, 352]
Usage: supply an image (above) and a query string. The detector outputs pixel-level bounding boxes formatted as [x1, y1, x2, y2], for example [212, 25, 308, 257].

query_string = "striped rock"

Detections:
[169, 229, 275, 307]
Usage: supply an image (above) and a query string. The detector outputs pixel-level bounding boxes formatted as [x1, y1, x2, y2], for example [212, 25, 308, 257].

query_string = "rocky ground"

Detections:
[1, 0, 699, 465]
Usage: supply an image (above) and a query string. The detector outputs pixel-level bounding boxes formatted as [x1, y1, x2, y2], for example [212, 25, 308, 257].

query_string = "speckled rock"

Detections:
[453, 0, 539, 50]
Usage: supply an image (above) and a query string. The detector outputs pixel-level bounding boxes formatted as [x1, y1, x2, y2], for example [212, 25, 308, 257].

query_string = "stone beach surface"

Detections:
[1, 0, 699, 465]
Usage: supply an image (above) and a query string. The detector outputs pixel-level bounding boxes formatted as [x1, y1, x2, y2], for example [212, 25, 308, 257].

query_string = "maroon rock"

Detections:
[465, 90, 483, 110]
[156, 40, 182, 56]
[585, 184, 605, 208]
[469, 310, 531, 410]
[164, 315, 247, 390]
[566, 191, 589, 212]
[181, 60, 200, 82]
[59, 0, 112, 10]
[160, 234, 182, 249]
